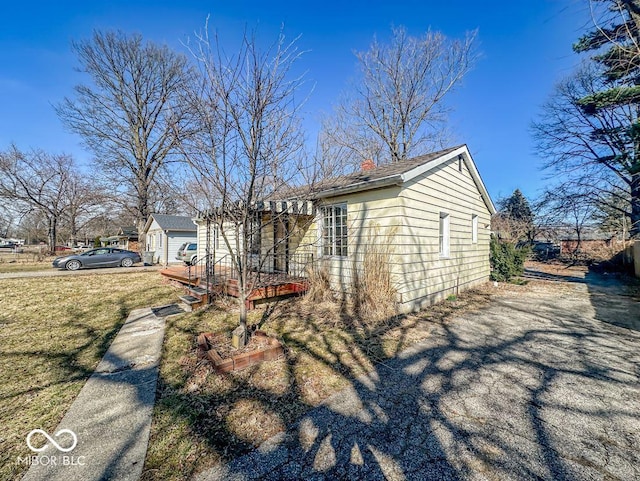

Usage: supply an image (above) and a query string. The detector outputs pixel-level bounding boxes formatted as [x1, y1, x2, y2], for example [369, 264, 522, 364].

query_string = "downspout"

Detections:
[164, 230, 169, 267]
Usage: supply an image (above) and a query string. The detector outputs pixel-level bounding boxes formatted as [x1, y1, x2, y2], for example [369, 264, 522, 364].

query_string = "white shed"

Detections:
[143, 214, 197, 265]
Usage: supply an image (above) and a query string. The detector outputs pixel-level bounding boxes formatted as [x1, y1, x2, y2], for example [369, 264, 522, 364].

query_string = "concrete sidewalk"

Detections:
[22, 304, 183, 481]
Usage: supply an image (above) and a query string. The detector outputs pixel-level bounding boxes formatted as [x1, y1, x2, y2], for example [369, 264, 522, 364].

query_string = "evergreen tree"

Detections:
[493, 189, 535, 243]
[571, 0, 640, 237]
[501, 189, 533, 225]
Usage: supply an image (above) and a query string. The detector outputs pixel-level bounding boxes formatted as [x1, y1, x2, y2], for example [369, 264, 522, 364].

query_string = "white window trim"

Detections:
[439, 212, 450, 258]
[320, 203, 348, 258]
[472, 214, 478, 244]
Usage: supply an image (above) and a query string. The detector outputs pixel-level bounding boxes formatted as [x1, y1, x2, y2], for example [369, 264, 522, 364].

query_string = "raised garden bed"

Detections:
[197, 330, 284, 373]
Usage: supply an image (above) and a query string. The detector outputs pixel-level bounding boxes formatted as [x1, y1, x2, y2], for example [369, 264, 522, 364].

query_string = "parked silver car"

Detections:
[175, 242, 198, 265]
[52, 248, 141, 271]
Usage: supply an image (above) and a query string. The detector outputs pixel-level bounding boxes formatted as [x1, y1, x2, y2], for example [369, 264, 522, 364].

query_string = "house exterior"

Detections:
[100, 227, 139, 251]
[143, 214, 197, 265]
[194, 145, 496, 313]
[534, 225, 628, 257]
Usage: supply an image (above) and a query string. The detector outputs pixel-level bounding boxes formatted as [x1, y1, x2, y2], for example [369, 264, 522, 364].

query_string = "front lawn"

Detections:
[0, 251, 53, 273]
[0, 271, 180, 480]
[142, 290, 493, 480]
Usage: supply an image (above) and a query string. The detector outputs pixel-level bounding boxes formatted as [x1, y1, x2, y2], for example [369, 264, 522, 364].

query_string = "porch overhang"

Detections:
[194, 199, 315, 222]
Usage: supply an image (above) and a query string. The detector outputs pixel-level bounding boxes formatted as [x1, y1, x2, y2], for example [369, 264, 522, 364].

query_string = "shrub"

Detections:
[490, 234, 528, 282]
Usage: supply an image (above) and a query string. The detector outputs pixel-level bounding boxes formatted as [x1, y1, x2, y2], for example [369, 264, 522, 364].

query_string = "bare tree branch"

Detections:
[56, 30, 194, 235]
[322, 26, 477, 169]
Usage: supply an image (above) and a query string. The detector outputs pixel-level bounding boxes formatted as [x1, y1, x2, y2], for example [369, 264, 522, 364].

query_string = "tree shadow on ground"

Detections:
[146, 266, 640, 480]
[585, 267, 640, 332]
[3, 296, 148, 481]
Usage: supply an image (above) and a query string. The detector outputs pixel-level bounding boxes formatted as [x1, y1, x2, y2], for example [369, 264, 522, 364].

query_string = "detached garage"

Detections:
[143, 214, 197, 265]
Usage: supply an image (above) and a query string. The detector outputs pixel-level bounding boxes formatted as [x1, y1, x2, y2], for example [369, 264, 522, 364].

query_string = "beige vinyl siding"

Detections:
[195, 220, 232, 262]
[292, 186, 404, 294]
[196, 215, 314, 271]
[397, 158, 491, 311]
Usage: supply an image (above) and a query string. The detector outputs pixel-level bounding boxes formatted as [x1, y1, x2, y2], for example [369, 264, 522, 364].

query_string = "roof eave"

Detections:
[400, 145, 496, 215]
[313, 175, 403, 199]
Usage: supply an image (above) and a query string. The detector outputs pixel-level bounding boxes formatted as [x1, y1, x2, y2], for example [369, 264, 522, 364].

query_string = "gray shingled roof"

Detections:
[293, 145, 464, 199]
[194, 144, 496, 219]
[150, 214, 197, 232]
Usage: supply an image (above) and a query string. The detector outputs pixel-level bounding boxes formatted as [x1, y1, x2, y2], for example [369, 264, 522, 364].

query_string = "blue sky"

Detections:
[0, 1, 590, 203]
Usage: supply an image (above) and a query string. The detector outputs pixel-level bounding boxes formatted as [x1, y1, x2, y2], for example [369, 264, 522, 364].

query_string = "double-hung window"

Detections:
[322, 204, 348, 257]
[439, 212, 450, 258]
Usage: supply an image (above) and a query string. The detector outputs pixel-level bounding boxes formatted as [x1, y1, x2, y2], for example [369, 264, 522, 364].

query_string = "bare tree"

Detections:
[537, 184, 597, 257]
[180, 25, 308, 344]
[0, 203, 17, 238]
[61, 174, 106, 246]
[534, 0, 640, 238]
[592, 191, 632, 239]
[532, 63, 639, 237]
[16, 210, 49, 246]
[0, 146, 76, 253]
[322, 26, 477, 168]
[56, 30, 193, 236]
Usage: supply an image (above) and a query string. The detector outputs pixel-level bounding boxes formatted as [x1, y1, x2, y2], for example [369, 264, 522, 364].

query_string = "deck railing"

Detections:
[185, 251, 315, 289]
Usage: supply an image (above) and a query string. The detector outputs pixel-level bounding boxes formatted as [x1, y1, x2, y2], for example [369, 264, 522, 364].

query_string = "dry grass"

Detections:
[0, 251, 54, 273]
[303, 224, 400, 330]
[0, 271, 180, 481]
[142, 286, 494, 480]
[351, 225, 398, 325]
[304, 264, 335, 304]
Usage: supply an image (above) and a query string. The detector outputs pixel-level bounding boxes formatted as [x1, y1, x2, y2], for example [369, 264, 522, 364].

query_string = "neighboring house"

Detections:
[100, 227, 139, 251]
[537, 225, 625, 256]
[0, 237, 25, 246]
[143, 214, 197, 265]
[193, 145, 496, 313]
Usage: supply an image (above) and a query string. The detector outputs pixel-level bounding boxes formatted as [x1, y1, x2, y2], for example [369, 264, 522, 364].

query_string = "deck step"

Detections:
[189, 286, 209, 296]
[179, 295, 200, 305]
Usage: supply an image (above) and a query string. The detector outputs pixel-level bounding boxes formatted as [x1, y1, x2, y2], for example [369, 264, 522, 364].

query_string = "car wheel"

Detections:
[65, 260, 81, 271]
[189, 256, 197, 266]
[121, 257, 134, 268]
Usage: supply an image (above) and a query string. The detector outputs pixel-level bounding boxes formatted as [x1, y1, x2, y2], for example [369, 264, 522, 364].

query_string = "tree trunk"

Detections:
[48, 216, 57, 254]
[238, 296, 247, 330]
[137, 179, 150, 240]
[69, 212, 78, 247]
[631, 172, 640, 239]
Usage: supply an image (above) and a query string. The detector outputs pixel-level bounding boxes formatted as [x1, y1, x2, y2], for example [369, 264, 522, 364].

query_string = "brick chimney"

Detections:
[361, 159, 376, 171]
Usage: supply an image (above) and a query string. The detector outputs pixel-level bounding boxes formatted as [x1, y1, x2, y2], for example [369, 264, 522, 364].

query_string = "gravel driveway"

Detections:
[197, 266, 640, 480]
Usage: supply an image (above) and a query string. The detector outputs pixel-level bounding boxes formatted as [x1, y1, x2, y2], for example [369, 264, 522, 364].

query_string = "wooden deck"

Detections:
[159, 266, 201, 286]
[160, 265, 309, 309]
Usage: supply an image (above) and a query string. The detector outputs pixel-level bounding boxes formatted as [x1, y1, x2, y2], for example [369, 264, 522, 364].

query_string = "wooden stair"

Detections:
[178, 285, 210, 312]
